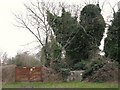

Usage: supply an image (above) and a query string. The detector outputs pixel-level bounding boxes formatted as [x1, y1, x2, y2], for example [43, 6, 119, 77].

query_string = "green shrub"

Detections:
[59, 68, 70, 81]
[84, 58, 105, 77]
[51, 60, 70, 82]
[86, 60, 118, 82]
[73, 60, 88, 70]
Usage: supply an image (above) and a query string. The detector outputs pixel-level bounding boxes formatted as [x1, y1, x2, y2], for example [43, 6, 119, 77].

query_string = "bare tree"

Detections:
[0, 51, 3, 65]
[2, 52, 8, 65]
[14, 1, 55, 67]
[14, 0, 82, 67]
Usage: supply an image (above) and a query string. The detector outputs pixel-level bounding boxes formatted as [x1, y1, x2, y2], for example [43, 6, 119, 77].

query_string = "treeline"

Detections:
[2, 1, 119, 82]
[45, 3, 119, 82]
[2, 52, 41, 67]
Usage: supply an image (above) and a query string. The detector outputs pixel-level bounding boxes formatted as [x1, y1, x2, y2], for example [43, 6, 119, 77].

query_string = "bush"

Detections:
[73, 60, 88, 70]
[9, 52, 41, 67]
[41, 66, 62, 82]
[50, 60, 70, 82]
[59, 68, 70, 81]
[85, 59, 119, 82]
[84, 58, 105, 77]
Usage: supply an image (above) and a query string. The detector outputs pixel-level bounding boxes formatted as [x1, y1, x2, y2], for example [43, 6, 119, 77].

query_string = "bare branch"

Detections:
[108, 2, 116, 14]
[101, 0, 107, 10]
[20, 40, 39, 46]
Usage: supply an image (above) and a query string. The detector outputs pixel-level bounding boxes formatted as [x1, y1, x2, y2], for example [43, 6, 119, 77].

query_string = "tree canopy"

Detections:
[104, 9, 119, 63]
[47, 4, 106, 67]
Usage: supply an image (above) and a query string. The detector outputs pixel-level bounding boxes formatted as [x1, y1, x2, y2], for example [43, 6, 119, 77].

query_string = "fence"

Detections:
[3, 65, 84, 82]
[15, 67, 42, 82]
[2, 65, 16, 83]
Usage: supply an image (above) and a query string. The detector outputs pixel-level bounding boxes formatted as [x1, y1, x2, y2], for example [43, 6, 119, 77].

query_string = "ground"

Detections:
[2, 81, 118, 88]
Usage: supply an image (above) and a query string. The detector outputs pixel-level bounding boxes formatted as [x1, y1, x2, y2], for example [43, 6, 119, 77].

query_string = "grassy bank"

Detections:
[2, 81, 118, 88]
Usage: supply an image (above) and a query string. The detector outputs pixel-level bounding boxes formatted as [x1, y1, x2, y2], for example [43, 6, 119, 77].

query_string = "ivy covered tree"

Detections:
[80, 4, 106, 58]
[47, 8, 89, 67]
[47, 4, 106, 68]
[39, 34, 62, 66]
[104, 9, 119, 63]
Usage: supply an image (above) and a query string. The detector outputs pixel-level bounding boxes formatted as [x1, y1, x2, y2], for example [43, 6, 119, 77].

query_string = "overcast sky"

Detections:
[0, 0, 119, 57]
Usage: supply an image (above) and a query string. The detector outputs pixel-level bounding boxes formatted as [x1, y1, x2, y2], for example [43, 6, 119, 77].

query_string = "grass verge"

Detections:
[2, 81, 118, 88]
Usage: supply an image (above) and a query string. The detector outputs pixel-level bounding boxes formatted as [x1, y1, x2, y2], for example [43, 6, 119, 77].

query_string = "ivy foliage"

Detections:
[47, 8, 89, 66]
[80, 4, 106, 47]
[47, 4, 106, 68]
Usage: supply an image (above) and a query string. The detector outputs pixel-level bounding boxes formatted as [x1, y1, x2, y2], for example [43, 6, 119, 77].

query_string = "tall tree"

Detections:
[80, 4, 106, 58]
[47, 8, 90, 67]
[2, 52, 8, 65]
[104, 9, 119, 63]
[15, 1, 81, 67]
[14, 1, 57, 67]
[47, 4, 106, 67]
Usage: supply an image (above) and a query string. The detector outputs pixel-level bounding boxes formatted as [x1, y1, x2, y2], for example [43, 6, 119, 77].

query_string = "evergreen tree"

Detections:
[40, 35, 62, 66]
[104, 10, 119, 63]
[47, 4, 106, 68]
[47, 8, 89, 67]
[80, 4, 106, 58]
